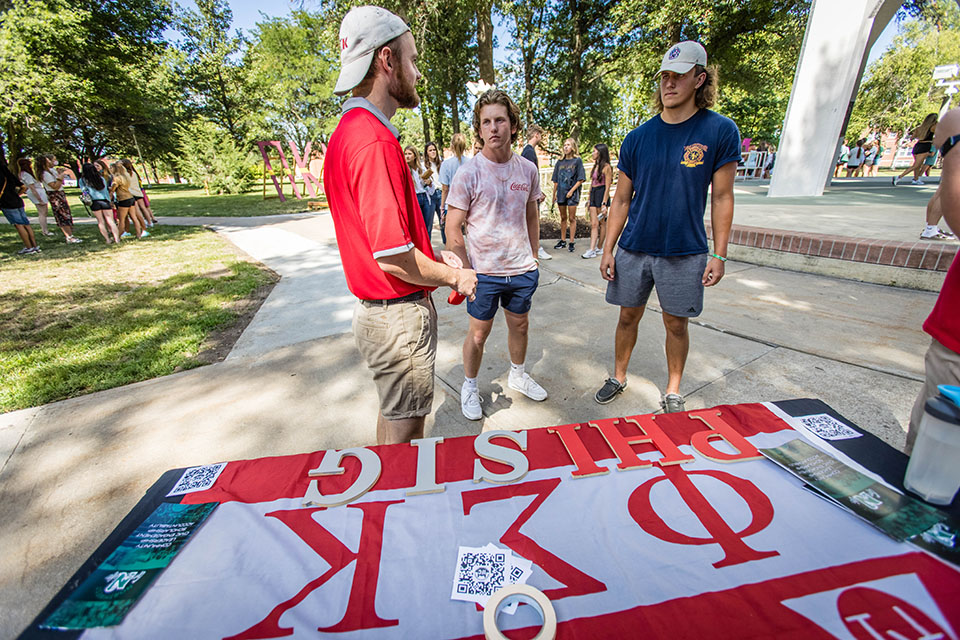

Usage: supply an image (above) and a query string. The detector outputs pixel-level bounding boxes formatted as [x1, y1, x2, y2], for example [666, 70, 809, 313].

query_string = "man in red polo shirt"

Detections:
[324, 6, 477, 445]
[907, 107, 960, 454]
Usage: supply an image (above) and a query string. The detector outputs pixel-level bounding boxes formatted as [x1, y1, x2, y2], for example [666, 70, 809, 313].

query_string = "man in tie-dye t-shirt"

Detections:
[446, 89, 548, 421]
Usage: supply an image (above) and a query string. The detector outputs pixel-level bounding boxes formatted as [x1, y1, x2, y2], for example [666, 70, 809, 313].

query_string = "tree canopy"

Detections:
[2, 0, 819, 185]
[848, 0, 960, 140]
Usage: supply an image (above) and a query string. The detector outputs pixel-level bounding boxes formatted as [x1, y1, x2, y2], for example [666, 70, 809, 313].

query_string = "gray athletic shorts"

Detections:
[605, 248, 708, 317]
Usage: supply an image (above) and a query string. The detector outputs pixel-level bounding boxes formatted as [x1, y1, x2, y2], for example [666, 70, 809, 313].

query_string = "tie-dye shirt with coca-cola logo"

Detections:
[446, 152, 543, 276]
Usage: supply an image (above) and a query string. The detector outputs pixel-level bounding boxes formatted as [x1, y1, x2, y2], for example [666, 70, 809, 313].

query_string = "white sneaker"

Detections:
[921, 227, 942, 239]
[537, 246, 552, 260]
[508, 372, 548, 401]
[581, 248, 597, 259]
[911, 179, 924, 185]
[461, 383, 482, 420]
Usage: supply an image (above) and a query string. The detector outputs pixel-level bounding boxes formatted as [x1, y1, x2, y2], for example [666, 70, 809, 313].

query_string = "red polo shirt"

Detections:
[924, 252, 960, 354]
[323, 106, 436, 300]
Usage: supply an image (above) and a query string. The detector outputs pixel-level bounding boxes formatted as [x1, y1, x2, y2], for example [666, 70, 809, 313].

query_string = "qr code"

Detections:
[167, 463, 228, 496]
[797, 414, 861, 441]
[455, 552, 506, 596]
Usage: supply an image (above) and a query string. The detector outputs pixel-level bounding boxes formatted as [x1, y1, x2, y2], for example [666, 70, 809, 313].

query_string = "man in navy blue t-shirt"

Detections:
[595, 41, 740, 412]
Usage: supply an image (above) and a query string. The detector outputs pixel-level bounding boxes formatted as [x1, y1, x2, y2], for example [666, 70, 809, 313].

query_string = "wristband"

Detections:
[710, 253, 727, 262]
[942, 134, 960, 159]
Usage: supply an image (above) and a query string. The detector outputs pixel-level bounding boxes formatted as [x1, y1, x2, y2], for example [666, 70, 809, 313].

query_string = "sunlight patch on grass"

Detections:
[0, 224, 277, 412]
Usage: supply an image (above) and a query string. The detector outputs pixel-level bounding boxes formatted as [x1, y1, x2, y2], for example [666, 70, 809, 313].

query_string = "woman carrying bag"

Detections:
[79, 162, 120, 244]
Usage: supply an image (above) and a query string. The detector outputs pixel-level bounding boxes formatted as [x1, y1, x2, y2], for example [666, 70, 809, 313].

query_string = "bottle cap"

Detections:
[938, 384, 960, 409]
[925, 391, 960, 425]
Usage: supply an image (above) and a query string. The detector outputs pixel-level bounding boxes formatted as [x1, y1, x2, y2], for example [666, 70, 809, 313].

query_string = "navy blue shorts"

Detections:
[556, 189, 581, 207]
[467, 269, 539, 321]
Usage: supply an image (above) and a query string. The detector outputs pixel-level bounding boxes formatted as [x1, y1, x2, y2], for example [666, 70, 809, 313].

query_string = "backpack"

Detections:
[78, 179, 93, 206]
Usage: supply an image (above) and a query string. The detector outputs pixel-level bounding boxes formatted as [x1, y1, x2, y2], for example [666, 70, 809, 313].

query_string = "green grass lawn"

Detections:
[0, 223, 278, 412]
[49, 182, 325, 218]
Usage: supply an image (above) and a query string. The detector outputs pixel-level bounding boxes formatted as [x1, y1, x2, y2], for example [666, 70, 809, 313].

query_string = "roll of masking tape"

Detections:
[483, 584, 557, 640]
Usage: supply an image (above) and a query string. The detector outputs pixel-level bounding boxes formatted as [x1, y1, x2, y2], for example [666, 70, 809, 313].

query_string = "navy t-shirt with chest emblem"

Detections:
[617, 109, 741, 256]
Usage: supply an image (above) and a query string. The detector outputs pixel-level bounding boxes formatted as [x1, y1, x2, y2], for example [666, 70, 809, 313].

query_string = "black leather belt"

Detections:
[360, 290, 427, 306]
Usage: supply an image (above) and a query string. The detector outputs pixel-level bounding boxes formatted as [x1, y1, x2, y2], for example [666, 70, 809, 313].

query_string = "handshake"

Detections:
[441, 251, 477, 304]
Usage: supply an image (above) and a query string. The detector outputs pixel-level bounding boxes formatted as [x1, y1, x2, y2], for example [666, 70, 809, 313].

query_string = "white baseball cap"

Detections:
[334, 6, 410, 96]
[659, 41, 708, 75]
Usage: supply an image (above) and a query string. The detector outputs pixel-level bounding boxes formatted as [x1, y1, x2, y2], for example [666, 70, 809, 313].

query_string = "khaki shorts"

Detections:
[907, 337, 960, 454]
[352, 295, 437, 420]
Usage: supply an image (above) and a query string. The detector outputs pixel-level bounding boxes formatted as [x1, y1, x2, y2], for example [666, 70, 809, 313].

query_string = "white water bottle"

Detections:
[904, 389, 960, 505]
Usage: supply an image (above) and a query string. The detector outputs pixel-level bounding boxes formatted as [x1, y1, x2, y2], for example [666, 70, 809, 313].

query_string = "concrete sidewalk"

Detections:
[0, 188, 944, 637]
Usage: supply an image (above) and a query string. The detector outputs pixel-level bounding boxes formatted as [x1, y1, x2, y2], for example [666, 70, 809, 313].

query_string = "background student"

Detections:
[120, 159, 157, 227]
[894, 113, 938, 186]
[404, 145, 433, 232]
[39, 154, 81, 244]
[439, 133, 470, 245]
[424, 141, 442, 234]
[2, 151, 40, 255]
[583, 143, 613, 259]
[552, 137, 585, 253]
[17, 158, 53, 236]
[79, 162, 121, 244]
[110, 162, 147, 239]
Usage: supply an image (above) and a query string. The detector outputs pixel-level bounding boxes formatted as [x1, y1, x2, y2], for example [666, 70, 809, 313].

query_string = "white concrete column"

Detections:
[769, 0, 901, 197]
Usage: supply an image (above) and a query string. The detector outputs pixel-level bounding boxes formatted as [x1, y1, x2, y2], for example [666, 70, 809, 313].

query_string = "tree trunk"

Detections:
[4, 119, 24, 169]
[421, 98, 432, 143]
[216, 68, 241, 144]
[476, 0, 495, 84]
[669, 22, 682, 44]
[450, 88, 461, 134]
[523, 49, 535, 124]
[432, 105, 445, 149]
[569, 1, 584, 141]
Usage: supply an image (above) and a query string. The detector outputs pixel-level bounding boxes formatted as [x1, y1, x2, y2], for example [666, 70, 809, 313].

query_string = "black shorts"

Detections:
[134, 195, 144, 201]
[116, 197, 136, 208]
[913, 142, 933, 156]
[90, 199, 112, 212]
[589, 186, 606, 208]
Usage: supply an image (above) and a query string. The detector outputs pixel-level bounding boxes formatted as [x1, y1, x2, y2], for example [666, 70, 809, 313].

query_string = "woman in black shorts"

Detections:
[583, 144, 613, 259]
[79, 163, 120, 243]
[894, 113, 938, 186]
[110, 162, 146, 239]
[121, 158, 157, 227]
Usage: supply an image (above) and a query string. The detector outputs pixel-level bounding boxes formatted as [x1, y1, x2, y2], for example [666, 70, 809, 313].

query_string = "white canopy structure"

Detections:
[770, 0, 907, 197]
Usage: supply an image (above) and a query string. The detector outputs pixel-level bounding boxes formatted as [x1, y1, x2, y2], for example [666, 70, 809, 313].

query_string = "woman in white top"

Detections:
[38, 154, 81, 243]
[404, 145, 434, 235]
[17, 157, 54, 236]
[424, 141, 442, 221]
